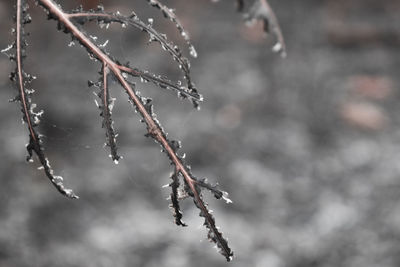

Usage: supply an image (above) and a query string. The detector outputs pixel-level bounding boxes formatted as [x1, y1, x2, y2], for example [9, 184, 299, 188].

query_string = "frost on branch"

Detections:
[7, 0, 78, 198]
[145, 0, 198, 58]
[169, 169, 186, 226]
[125, 84, 233, 260]
[88, 65, 120, 163]
[7, 0, 234, 261]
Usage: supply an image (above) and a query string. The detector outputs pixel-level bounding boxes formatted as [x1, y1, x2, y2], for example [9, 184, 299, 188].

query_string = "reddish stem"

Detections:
[37, 0, 232, 258]
[16, 0, 36, 142]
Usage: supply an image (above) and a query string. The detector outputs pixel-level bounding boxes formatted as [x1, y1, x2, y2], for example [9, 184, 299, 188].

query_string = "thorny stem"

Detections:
[37, 0, 233, 260]
[101, 63, 119, 161]
[114, 55, 233, 260]
[15, 0, 78, 198]
[16, 0, 35, 142]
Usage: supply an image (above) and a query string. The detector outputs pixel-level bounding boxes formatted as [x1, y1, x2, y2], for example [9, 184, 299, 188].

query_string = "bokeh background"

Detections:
[1, 0, 400, 266]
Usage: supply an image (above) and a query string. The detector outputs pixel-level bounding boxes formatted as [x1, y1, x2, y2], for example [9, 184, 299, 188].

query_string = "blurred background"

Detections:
[1, 0, 400, 266]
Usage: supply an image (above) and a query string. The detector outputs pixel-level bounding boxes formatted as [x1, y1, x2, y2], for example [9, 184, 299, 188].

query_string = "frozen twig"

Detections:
[7, 0, 235, 261]
[10, 0, 78, 198]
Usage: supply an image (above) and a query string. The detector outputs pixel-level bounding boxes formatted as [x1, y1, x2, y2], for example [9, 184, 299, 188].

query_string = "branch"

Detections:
[99, 64, 120, 162]
[35, 0, 233, 260]
[214, 0, 286, 57]
[245, 0, 287, 57]
[169, 169, 186, 226]
[118, 64, 202, 101]
[145, 0, 197, 58]
[11, 0, 78, 198]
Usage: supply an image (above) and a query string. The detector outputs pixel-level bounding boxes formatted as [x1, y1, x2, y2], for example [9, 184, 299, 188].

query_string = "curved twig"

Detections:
[13, 0, 78, 199]
[145, 0, 198, 58]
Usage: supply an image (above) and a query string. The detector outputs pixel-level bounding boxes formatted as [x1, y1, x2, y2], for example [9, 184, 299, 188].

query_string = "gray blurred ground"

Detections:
[1, 0, 400, 266]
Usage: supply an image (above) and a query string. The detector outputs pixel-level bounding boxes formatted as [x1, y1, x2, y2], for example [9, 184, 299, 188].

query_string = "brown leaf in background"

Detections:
[340, 101, 388, 131]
